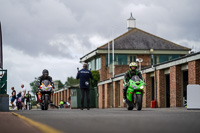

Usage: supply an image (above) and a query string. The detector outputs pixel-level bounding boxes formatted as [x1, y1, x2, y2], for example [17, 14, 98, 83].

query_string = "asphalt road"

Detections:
[13, 108, 200, 133]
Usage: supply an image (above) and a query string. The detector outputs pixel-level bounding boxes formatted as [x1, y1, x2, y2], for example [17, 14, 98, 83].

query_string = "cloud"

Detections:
[4, 45, 82, 95]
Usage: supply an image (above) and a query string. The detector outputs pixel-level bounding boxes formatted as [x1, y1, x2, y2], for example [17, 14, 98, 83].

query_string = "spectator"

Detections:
[10, 87, 16, 110]
[76, 63, 93, 110]
[26, 91, 31, 110]
[16, 91, 22, 110]
[21, 84, 26, 110]
[59, 100, 64, 108]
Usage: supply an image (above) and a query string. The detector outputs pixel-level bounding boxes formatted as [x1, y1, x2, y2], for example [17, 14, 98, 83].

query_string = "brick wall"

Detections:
[113, 81, 120, 108]
[98, 85, 104, 109]
[142, 73, 151, 108]
[99, 54, 152, 81]
[120, 79, 126, 107]
[188, 60, 200, 84]
[64, 90, 67, 102]
[67, 89, 70, 103]
[170, 65, 182, 107]
[56, 93, 58, 106]
[156, 70, 166, 108]
[137, 55, 151, 67]
[61, 91, 64, 101]
[104, 83, 112, 108]
[99, 55, 108, 81]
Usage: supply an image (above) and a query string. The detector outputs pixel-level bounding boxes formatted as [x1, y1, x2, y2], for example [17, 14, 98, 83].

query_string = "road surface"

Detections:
[13, 108, 200, 133]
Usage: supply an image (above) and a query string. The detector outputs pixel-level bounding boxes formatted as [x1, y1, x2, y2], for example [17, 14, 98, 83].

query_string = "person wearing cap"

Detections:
[123, 62, 143, 103]
[76, 63, 93, 110]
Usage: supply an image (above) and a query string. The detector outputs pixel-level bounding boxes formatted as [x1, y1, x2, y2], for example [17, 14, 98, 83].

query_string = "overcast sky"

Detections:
[1, 0, 200, 95]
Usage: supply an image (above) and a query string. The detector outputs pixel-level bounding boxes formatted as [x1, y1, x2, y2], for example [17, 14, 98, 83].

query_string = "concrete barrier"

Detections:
[0, 94, 9, 111]
[187, 84, 200, 110]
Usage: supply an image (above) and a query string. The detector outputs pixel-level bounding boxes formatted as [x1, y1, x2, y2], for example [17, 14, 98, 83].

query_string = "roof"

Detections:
[98, 28, 190, 51]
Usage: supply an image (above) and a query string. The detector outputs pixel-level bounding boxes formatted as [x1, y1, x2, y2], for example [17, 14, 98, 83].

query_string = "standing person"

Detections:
[10, 87, 16, 110]
[76, 63, 93, 110]
[21, 84, 26, 110]
[26, 91, 31, 110]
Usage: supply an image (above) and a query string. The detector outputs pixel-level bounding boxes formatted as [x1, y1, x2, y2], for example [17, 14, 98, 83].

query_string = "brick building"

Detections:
[52, 14, 194, 108]
[80, 14, 190, 81]
[98, 52, 200, 108]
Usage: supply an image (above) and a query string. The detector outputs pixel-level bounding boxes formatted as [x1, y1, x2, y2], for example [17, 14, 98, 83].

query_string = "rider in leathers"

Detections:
[123, 62, 143, 103]
[36, 69, 54, 103]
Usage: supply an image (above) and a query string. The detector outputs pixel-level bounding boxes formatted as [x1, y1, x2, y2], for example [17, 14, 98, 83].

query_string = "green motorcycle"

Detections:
[124, 75, 145, 111]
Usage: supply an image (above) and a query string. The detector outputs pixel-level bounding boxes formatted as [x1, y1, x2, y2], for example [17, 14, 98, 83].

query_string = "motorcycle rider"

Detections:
[123, 62, 143, 103]
[36, 69, 54, 103]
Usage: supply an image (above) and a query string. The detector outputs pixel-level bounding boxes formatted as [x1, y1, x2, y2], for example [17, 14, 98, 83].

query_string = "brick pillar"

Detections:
[58, 92, 61, 105]
[170, 65, 182, 107]
[64, 90, 67, 102]
[120, 79, 126, 107]
[53, 93, 56, 105]
[55, 93, 58, 106]
[188, 60, 200, 84]
[104, 83, 112, 108]
[61, 91, 64, 101]
[98, 85, 104, 109]
[67, 89, 70, 103]
[156, 70, 165, 108]
[113, 81, 119, 108]
[142, 73, 151, 108]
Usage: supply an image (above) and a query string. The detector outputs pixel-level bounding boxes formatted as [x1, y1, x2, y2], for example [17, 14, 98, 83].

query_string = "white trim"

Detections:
[80, 51, 97, 62]
[98, 79, 112, 86]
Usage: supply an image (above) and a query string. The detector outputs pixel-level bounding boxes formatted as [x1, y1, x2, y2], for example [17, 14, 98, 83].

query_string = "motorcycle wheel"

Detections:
[126, 100, 134, 110]
[41, 105, 44, 110]
[136, 94, 142, 111]
[44, 95, 49, 110]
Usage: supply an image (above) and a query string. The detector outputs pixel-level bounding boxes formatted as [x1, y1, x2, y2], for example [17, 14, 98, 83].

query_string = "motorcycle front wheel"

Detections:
[44, 95, 49, 110]
[136, 94, 142, 111]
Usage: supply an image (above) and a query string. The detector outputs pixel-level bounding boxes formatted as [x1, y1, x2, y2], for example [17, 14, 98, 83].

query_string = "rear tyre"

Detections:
[126, 100, 134, 110]
[136, 94, 142, 111]
[44, 95, 49, 110]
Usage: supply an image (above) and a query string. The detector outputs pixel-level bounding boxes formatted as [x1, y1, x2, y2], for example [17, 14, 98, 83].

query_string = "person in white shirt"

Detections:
[21, 84, 26, 110]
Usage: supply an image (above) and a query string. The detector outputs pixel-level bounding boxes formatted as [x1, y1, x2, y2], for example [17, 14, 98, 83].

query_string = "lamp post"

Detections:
[136, 58, 143, 72]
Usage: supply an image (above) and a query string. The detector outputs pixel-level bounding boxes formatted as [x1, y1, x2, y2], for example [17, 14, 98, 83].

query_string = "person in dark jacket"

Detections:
[123, 62, 143, 103]
[76, 63, 93, 110]
[36, 69, 54, 103]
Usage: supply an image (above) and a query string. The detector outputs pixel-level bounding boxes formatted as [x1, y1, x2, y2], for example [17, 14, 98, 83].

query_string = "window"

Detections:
[88, 59, 95, 71]
[127, 55, 136, 64]
[96, 57, 101, 70]
[151, 54, 181, 65]
[116, 55, 127, 65]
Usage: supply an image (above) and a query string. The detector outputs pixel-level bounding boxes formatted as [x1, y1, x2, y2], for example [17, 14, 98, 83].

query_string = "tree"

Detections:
[58, 80, 64, 89]
[65, 76, 79, 87]
[90, 70, 100, 87]
[30, 77, 38, 95]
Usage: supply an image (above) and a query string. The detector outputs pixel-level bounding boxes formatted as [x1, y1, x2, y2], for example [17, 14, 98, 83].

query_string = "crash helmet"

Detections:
[129, 62, 137, 71]
[42, 69, 49, 77]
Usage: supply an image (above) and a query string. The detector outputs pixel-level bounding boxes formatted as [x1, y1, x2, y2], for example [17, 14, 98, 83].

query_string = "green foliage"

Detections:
[58, 80, 64, 89]
[31, 100, 37, 106]
[30, 77, 38, 95]
[65, 76, 79, 87]
[90, 70, 100, 87]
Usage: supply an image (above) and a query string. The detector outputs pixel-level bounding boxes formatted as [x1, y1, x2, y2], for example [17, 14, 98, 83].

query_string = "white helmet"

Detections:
[129, 62, 137, 69]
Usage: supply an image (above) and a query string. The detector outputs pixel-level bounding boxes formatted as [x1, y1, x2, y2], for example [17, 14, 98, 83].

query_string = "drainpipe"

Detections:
[154, 66, 157, 108]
